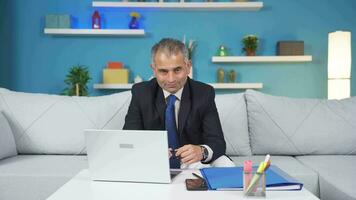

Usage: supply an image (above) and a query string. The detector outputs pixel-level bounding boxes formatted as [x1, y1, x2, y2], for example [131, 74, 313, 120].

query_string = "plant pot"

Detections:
[246, 49, 256, 56]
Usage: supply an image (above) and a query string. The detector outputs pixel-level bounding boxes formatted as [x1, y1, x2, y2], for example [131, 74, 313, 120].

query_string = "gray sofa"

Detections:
[0, 87, 355, 200]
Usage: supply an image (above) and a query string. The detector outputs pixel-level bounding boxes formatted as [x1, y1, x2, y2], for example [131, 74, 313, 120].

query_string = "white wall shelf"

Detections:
[94, 84, 133, 89]
[212, 55, 313, 63]
[92, 2, 263, 11]
[209, 83, 263, 89]
[94, 83, 262, 90]
[44, 28, 145, 36]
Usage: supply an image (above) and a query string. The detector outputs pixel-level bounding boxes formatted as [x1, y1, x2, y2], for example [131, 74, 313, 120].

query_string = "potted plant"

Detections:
[242, 35, 259, 56]
[63, 65, 91, 96]
[183, 35, 196, 78]
[183, 35, 196, 61]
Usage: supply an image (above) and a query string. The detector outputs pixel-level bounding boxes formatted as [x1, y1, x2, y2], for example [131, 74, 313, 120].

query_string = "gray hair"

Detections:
[151, 38, 189, 65]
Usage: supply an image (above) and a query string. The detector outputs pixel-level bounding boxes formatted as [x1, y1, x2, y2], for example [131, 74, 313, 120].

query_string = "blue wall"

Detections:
[1, 0, 355, 98]
[0, 1, 11, 88]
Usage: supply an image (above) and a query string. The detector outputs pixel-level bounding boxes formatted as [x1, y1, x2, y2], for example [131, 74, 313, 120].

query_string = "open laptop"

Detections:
[84, 129, 181, 184]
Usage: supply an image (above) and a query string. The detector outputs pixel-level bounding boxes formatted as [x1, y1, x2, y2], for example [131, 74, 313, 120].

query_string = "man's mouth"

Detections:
[166, 84, 176, 88]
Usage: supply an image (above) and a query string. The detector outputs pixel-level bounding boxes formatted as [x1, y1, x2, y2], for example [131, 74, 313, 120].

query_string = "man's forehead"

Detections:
[156, 49, 183, 56]
[153, 51, 186, 70]
[155, 64, 182, 70]
[155, 51, 184, 59]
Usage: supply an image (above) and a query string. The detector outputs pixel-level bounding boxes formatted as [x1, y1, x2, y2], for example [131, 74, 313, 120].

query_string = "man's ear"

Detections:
[186, 60, 192, 70]
[150, 64, 157, 76]
[150, 64, 156, 71]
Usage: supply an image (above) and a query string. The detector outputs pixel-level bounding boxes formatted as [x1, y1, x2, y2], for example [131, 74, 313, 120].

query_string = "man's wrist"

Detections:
[200, 146, 209, 161]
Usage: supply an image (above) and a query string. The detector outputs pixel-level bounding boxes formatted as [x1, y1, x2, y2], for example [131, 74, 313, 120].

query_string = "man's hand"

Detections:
[168, 148, 173, 158]
[175, 144, 203, 164]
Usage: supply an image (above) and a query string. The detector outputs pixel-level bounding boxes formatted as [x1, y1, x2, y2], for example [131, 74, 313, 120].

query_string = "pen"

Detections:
[243, 160, 253, 191]
[256, 161, 265, 173]
[263, 154, 270, 171]
[192, 172, 204, 180]
[264, 154, 270, 164]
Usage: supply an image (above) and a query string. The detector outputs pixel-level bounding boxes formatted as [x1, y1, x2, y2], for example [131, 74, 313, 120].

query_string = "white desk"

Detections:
[47, 169, 319, 200]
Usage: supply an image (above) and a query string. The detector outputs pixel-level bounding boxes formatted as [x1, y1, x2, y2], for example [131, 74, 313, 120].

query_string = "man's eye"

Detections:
[175, 68, 182, 73]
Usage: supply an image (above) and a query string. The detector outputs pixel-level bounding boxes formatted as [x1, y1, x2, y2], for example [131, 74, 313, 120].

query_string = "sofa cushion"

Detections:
[245, 89, 356, 155]
[230, 155, 319, 197]
[0, 155, 88, 200]
[0, 88, 131, 154]
[215, 93, 251, 156]
[296, 155, 356, 200]
[0, 111, 17, 160]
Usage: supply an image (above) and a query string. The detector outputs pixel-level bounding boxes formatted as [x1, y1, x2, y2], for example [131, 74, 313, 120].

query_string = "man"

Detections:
[123, 38, 231, 168]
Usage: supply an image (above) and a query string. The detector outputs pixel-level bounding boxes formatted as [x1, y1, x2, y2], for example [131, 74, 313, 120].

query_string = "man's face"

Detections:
[151, 51, 191, 94]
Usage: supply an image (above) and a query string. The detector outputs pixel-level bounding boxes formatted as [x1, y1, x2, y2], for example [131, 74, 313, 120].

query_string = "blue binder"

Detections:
[200, 165, 303, 191]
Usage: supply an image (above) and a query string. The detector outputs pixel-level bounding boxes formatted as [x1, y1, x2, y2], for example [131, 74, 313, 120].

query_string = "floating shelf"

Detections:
[92, 2, 263, 11]
[208, 83, 263, 89]
[94, 83, 262, 90]
[94, 84, 133, 89]
[212, 55, 313, 63]
[44, 28, 145, 36]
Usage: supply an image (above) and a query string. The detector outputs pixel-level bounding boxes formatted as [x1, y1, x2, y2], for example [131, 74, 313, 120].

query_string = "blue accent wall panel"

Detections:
[0, 1, 11, 88]
[1, 0, 355, 98]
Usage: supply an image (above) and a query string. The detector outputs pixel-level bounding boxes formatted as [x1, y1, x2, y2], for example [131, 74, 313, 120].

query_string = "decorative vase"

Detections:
[246, 48, 256, 56]
[92, 11, 101, 29]
[129, 17, 139, 29]
[228, 70, 236, 83]
[218, 45, 228, 56]
[217, 68, 225, 83]
[134, 75, 143, 83]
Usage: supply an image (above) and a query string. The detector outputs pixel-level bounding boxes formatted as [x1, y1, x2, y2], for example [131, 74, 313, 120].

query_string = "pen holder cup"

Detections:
[243, 171, 266, 197]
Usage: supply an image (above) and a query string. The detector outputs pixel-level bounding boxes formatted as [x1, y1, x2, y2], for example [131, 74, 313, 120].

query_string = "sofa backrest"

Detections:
[215, 93, 252, 156]
[4, 87, 354, 157]
[0, 88, 251, 156]
[0, 88, 131, 154]
[245, 89, 356, 155]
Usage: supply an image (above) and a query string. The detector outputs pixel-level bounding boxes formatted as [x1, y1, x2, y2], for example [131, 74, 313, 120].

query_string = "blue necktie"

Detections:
[166, 95, 180, 169]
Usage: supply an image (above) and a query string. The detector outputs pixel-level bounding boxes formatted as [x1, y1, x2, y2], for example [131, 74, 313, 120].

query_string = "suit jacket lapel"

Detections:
[178, 80, 191, 135]
[155, 86, 166, 128]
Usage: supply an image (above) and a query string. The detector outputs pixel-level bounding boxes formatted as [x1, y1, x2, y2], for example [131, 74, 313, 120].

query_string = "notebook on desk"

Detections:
[85, 129, 181, 184]
[200, 165, 303, 191]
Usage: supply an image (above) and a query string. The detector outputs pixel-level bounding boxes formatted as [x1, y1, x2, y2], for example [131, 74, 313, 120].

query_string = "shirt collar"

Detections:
[163, 87, 183, 101]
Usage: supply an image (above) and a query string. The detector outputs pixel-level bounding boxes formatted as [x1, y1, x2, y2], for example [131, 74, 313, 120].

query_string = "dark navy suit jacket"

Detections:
[123, 78, 226, 162]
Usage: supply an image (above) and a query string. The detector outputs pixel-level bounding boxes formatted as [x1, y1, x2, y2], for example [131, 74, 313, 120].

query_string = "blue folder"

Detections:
[200, 165, 303, 191]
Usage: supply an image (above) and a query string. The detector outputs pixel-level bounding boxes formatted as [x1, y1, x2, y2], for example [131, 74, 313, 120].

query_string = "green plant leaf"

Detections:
[62, 64, 91, 96]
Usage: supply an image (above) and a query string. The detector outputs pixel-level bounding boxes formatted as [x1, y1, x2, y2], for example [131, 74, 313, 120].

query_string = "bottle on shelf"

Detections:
[129, 12, 140, 29]
[92, 11, 101, 29]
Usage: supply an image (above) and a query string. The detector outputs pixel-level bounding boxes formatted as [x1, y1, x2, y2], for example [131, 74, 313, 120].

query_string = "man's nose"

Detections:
[167, 71, 175, 82]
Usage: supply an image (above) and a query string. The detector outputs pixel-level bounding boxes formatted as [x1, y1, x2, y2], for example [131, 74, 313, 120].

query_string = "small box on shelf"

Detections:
[45, 14, 72, 28]
[103, 69, 129, 84]
[108, 62, 124, 69]
[58, 15, 72, 28]
[45, 15, 58, 28]
[277, 41, 304, 56]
